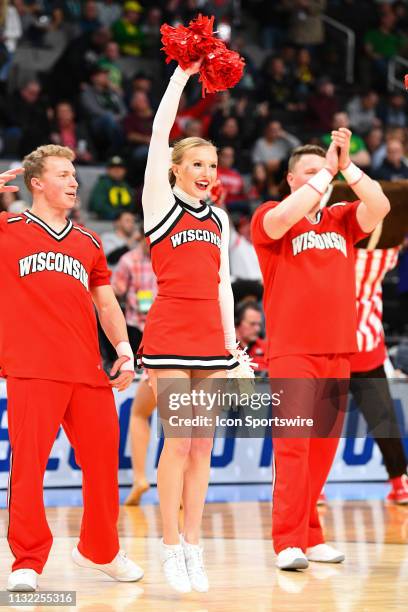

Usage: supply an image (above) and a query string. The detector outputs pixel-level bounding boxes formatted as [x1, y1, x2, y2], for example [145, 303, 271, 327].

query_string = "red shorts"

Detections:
[137, 295, 237, 370]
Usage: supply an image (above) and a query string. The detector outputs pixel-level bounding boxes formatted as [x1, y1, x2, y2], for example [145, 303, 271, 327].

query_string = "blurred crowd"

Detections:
[0, 0, 408, 368]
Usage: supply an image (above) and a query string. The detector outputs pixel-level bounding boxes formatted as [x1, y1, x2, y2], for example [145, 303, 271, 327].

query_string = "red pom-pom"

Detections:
[405, 74, 408, 90]
[160, 14, 215, 70]
[199, 45, 245, 95]
[160, 14, 245, 95]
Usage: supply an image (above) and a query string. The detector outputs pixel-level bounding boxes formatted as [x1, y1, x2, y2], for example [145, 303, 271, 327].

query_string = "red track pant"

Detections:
[268, 354, 350, 554]
[6, 377, 120, 573]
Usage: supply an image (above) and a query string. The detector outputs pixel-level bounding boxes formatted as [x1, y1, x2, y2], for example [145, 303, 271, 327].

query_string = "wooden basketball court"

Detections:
[0, 500, 407, 611]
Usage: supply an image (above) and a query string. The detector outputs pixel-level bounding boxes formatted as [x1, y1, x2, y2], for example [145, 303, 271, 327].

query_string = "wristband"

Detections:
[306, 168, 334, 196]
[115, 341, 135, 372]
[341, 161, 364, 186]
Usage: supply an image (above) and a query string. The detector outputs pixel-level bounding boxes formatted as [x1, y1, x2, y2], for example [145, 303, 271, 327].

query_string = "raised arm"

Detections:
[333, 128, 390, 233]
[142, 65, 198, 231]
[262, 143, 338, 240]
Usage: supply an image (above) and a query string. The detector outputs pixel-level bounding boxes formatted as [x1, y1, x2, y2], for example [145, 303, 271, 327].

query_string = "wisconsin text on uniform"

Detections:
[292, 231, 348, 257]
[170, 229, 222, 249]
[19, 252, 89, 289]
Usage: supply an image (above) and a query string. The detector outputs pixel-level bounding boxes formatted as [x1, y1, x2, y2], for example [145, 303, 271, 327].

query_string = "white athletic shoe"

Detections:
[160, 539, 191, 593]
[72, 546, 144, 581]
[7, 569, 38, 592]
[306, 543, 345, 563]
[276, 547, 309, 570]
[181, 535, 209, 592]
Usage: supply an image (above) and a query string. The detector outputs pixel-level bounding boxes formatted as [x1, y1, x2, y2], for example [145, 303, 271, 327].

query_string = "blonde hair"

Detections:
[23, 145, 75, 192]
[169, 137, 216, 187]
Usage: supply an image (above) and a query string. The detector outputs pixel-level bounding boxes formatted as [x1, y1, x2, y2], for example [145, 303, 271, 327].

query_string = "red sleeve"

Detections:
[250, 201, 280, 247]
[329, 200, 370, 245]
[88, 229, 111, 287]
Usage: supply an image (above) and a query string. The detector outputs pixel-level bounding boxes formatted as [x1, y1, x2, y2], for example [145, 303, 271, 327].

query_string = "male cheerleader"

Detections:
[251, 129, 390, 570]
[0, 146, 143, 591]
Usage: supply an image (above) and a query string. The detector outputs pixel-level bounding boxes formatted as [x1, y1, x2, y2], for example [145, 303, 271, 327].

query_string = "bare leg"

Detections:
[150, 369, 191, 545]
[125, 377, 156, 505]
[182, 369, 223, 544]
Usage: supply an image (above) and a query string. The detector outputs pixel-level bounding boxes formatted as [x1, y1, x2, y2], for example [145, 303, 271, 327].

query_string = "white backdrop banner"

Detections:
[0, 380, 407, 488]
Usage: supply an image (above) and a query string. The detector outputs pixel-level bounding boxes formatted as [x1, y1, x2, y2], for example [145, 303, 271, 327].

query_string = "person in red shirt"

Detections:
[216, 146, 248, 208]
[235, 301, 268, 372]
[0, 145, 144, 591]
[251, 129, 390, 570]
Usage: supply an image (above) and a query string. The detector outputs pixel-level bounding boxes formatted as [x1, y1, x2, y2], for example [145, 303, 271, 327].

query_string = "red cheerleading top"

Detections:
[251, 200, 370, 358]
[145, 195, 223, 300]
[0, 210, 110, 385]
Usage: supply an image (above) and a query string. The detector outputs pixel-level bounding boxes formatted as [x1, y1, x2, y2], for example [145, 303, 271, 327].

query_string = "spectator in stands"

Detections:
[3, 79, 51, 157]
[235, 301, 267, 372]
[181, 118, 203, 138]
[252, 120, 301, 175]
[378, 92, 407, 128]
[346, 90, 381, 135]
[50, 101, 94, 164]
[111, 237, 157, 352]
[258, 55, 297, 111]
[365, 127, 387, 173]
[216, 146, 249, 213]
[374, 139, 408, 181]
[140, 5, 162, 58]
[306, 76, 339, 133]
[293, 47, 315, 98]
[1, 1, 22, 82]
[0, 190, 27, 214]
[96, 0, 122, 28]
[248, 163, 280, 208]
[123, 91, 153, 161]
[111, 1, 144, 56]
[79, 65, 126, 157]
[169, 91, 214, 140]
[89, 156, 136, 220]
[98, 41, 124, 93]
[283, 0, 327, 51]
[100, 210, 140, 267]
[216, 117, 243, 157]
[80, 1, 102, 34]
[50, 25, 111, 102]
[322, 112, 371, 169]
[364, 11, 407, 88]
[2, 1, 22, 52]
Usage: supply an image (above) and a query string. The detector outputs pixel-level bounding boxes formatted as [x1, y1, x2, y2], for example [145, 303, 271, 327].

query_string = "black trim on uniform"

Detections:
[24, 210, 73, 241]
[210, 210, 223, 234]
[149, 209, 185, 248]
[145, 202, 180, 237]
[73, 225, 100, 249]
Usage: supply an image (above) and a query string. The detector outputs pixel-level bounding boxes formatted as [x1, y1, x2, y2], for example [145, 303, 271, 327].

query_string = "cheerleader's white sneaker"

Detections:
[160, 539, 191, 593]
[181, 535, 209, 592]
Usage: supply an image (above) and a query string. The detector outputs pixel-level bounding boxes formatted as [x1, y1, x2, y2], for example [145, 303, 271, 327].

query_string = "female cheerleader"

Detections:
[138, 59, 244, 592]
